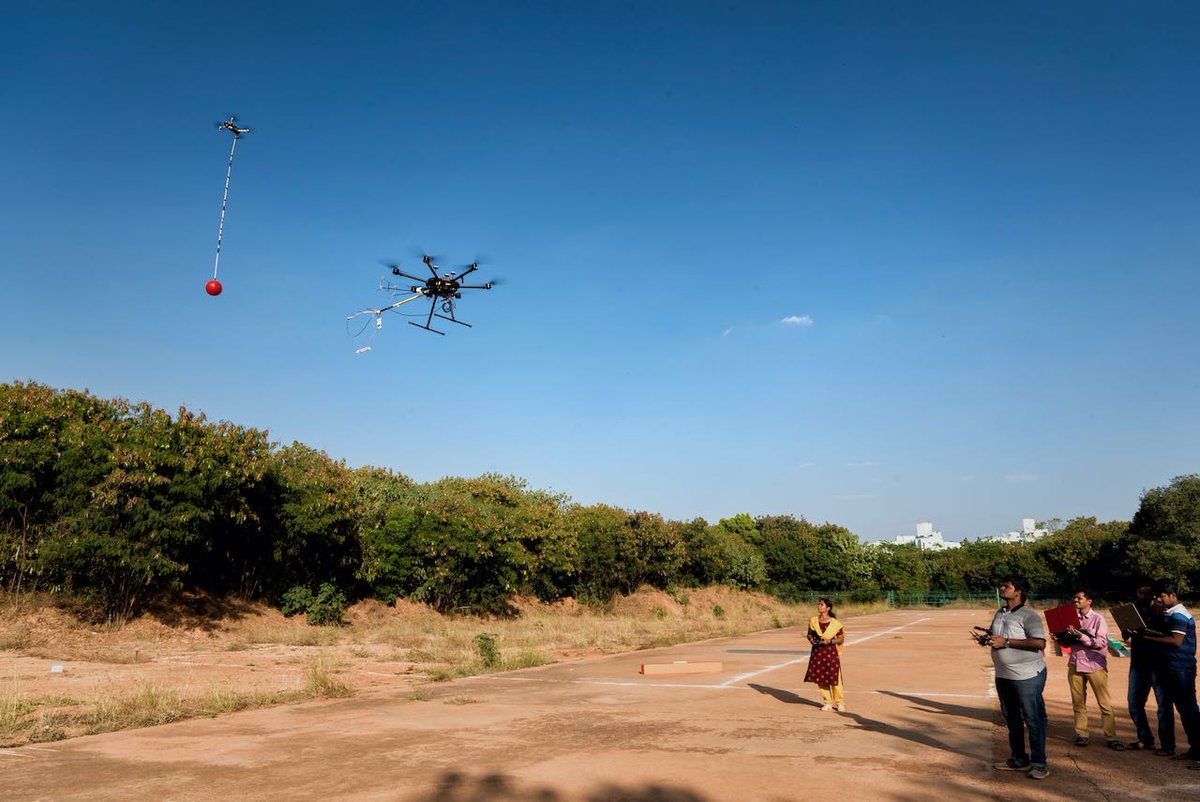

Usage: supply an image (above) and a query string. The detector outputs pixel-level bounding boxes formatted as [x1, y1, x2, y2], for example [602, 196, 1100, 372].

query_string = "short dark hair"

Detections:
[1151, 579, 1179, 597]
[1000, 575, 1030, 602]
[1073, 588, 1095, 602]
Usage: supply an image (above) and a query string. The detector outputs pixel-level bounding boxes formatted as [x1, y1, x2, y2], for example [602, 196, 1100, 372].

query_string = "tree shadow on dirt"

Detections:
[143, 592, 260, 630]
[747, 683, 824, 707]
[875, 690, 992, 723]
[423, 770, 710, 801]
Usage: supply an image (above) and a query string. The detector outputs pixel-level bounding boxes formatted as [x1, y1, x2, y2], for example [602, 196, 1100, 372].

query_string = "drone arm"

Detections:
[391, 268, 428, 284]
[457, 283, 492, 290]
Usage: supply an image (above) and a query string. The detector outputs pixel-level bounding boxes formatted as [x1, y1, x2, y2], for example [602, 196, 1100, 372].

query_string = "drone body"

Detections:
[346, 253, 497, 350]
[391, 255, 495, 334]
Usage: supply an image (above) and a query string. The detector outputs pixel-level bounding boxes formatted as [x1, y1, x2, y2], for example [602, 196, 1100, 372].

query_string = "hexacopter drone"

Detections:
[347, 254, 497, 351]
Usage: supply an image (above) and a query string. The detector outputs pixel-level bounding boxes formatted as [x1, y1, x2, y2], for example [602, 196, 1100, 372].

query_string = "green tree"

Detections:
[266, 443, 362, 596]
[1126, 475, 1200, 592]
[870, 543, 932, 592]
[1032, 516, 1128, 599]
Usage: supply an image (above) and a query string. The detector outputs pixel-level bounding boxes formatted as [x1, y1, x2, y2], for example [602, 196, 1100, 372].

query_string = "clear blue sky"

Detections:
[3, 2, 1197, 541]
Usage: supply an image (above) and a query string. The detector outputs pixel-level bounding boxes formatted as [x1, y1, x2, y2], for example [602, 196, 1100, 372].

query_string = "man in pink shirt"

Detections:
[1063, 588, 1124, 749]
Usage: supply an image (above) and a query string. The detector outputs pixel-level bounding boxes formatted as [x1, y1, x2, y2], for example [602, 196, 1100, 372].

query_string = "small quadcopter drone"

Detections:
[347, 254, 497, 351]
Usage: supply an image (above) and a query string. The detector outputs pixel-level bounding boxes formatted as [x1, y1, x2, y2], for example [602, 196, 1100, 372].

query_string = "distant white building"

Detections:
[890, 521, 961, 551]
[984, 518, 1050, 544]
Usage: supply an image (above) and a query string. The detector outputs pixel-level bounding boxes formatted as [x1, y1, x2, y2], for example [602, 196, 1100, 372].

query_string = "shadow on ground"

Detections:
[414, 770, 710, 801]
[747, 683, 823, 707]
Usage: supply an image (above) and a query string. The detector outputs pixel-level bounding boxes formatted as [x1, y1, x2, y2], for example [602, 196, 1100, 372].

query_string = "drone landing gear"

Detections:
[409, 315, 472, 335]
[408, 321, 445, 336]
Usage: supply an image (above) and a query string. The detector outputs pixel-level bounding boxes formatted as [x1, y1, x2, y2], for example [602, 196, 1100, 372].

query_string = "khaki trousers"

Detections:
[1068, 663, 1116, 739]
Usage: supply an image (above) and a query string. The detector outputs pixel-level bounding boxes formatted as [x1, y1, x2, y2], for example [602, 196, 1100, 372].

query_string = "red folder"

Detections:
[1044, 604, 1081, 634]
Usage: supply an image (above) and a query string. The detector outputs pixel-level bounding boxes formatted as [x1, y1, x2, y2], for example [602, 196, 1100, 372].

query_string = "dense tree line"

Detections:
[1, 382, 1196, 622]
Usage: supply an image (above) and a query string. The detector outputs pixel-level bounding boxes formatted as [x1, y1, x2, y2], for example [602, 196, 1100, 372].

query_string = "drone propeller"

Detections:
[406, 246, 445, 268]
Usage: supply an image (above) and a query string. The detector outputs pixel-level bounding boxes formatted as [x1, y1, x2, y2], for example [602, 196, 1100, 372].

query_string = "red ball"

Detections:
[205, 279, 223, 296]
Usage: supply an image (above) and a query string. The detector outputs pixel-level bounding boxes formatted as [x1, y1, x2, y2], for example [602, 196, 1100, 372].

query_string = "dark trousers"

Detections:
[996, 668, 1048, 768]
[1159, 664, 1200, 755]
[1127, 660, 1172, 748]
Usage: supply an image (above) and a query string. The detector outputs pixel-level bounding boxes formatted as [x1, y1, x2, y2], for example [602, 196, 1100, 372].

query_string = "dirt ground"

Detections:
[3, 607, 1199, 801]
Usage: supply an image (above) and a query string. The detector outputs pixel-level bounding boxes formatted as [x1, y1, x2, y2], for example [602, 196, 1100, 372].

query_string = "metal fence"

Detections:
[778, 589, 1000, 608]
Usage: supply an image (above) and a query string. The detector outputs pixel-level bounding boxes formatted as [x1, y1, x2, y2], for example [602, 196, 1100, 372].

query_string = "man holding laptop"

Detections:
[1138, 579, 1200, 763]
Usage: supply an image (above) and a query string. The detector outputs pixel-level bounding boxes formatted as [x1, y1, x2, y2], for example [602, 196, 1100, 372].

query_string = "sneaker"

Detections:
[1072, 736, 1089, 747]
[994, 758, 1031, 771]
[1027, 766, 1050, 780]
[1106, 740, 1126, 751]
[820, 703, 832, 711]
[834, 702, 845, 712]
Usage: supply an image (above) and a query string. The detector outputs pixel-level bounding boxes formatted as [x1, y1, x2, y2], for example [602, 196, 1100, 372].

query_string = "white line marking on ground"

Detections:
[871, 691, 991, 699]
[720, 617, 932, 686]
[483, 676, 741, 691]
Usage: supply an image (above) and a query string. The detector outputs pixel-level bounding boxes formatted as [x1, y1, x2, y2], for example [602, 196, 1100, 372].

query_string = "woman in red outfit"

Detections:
[804, 597, 846, 711]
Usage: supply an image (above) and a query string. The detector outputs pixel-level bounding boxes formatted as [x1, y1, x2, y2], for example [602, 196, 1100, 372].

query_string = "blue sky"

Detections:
[3, 2, 1197, 541]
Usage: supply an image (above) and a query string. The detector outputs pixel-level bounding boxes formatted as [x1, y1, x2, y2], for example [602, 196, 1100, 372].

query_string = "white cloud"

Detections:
[781, 315, 814, 326]
[1004, 472, 1039, 483]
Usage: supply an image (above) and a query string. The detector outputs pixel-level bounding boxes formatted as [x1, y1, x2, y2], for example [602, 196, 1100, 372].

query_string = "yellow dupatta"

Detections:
[809, 615, 844, 657]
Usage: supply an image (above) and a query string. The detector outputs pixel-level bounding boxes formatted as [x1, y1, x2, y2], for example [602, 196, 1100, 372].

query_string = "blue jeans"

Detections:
[1159, 664, 1200, 756]
[996, 669, 1047, 768]
[1128, 660, 1172, 748]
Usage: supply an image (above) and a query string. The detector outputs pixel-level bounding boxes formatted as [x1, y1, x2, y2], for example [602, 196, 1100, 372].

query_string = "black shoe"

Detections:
[994, 757, 1031, 771]
[1107, 740, 1126, 751]
[1072, 736, 1089, 747]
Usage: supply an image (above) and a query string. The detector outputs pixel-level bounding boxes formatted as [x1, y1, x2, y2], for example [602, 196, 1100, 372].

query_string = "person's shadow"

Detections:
[747, 683, 824, 706]
[749, 685, 989, 760]
[876, 689, 993, 723]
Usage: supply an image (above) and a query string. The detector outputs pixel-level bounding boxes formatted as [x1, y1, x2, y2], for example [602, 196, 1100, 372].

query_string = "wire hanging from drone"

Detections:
[206, 116, 252, 296]
[345, 289, 424, 354]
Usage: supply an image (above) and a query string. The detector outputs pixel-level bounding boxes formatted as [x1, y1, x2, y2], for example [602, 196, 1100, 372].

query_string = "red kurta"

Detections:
[803, 619, 843, 685]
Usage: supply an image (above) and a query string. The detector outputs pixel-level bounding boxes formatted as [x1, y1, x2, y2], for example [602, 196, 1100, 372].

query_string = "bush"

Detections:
[280, 583, 347, 626]
[473, 632, 498, 667]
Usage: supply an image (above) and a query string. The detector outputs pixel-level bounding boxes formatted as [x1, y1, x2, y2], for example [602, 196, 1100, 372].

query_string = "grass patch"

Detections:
[303, 651, 353, 698]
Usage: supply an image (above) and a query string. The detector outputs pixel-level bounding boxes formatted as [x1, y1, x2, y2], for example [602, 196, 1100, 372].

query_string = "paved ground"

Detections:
[2, 608, 1197, 801]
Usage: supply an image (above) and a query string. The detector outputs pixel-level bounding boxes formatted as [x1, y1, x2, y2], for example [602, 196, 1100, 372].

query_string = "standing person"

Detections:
[1062, 589, 1123, 749]
[803, 597, 846, 711]
[1122, 581, 1172, 752]
[1140, 579, 1200, 762]
[989, 576, 1050, 780]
